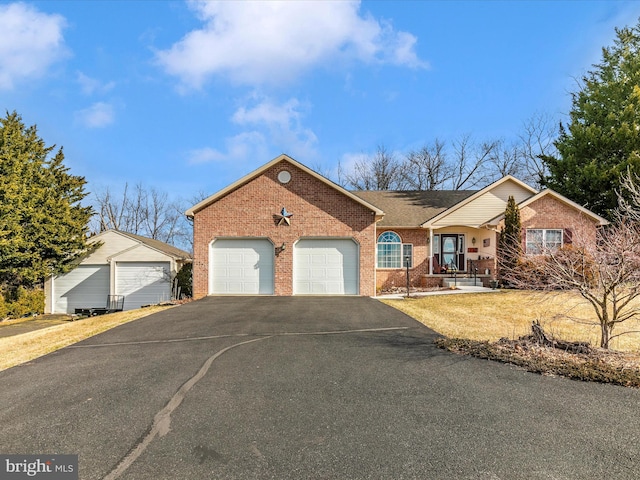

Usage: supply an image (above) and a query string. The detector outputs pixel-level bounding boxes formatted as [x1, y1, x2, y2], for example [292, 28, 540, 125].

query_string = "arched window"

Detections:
[377, 231, 412, 268]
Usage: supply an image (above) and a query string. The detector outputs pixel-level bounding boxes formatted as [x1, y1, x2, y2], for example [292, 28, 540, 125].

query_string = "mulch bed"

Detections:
[436, 335, 640, 388]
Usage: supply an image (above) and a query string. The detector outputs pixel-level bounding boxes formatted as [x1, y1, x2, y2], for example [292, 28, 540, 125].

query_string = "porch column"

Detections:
[428, 228, 433, 275]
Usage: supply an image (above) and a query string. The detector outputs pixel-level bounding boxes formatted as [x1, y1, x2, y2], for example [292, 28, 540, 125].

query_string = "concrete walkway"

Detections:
[375, 285, 502, 299]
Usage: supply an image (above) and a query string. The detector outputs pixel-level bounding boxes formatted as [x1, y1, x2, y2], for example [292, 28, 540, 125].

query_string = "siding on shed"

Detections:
[81, 231, 139, 264]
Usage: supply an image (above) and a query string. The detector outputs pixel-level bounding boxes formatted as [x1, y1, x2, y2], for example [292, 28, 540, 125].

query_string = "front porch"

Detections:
[422, 254, 498, 289]
[375, 227, 499, 293]
[421, 273, 495, 289]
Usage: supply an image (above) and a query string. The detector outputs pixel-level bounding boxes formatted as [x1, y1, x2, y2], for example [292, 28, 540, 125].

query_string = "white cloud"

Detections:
[187, 146, 225, 165]
[187, 131, 268, 165]
[187, 95, 318, 165]
[75, 102, 115, 128]
[232, 95, 318, 159]
[0, 2, 68, 89]
[156, 0, 426, 90]
[76, 72, 115, 96]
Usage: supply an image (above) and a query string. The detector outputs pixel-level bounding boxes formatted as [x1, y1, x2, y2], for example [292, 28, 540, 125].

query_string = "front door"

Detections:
[441, 235, 457, 270]
[440, 234, 465, 272]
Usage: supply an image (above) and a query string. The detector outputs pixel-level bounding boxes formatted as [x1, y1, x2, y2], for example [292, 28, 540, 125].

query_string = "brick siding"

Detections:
[375, 228, 429, 292]
[192, 160, 377, 297]
[519, 196, 599, 246]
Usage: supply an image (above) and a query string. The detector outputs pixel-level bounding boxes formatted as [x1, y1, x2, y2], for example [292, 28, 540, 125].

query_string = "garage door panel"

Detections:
[53, 265, 110, 314]
[294, 239, 358, 295]
[116, 262, 171, 310]
[211, 239, 274, 294]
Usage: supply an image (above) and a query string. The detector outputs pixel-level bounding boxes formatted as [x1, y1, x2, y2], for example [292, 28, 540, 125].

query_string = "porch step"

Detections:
[442, 278, 483, 287]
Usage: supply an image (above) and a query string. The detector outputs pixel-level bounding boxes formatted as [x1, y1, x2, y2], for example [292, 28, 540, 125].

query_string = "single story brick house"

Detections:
[186, 154, 607, 297]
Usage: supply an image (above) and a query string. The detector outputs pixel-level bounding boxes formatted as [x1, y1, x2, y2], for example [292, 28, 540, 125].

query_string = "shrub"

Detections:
[175, 263, 192, 298]
[0, 293, 7, 320]
[2, 286, 45, 318]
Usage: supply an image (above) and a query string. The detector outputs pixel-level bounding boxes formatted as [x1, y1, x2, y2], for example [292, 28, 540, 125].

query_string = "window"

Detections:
[526, 229, 563, 254]
[402, 244, 413, 268]
[377, 231, 413, 268]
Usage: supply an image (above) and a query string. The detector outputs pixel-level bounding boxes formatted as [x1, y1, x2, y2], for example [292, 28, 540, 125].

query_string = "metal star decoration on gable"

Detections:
[276, 207, 293, 226]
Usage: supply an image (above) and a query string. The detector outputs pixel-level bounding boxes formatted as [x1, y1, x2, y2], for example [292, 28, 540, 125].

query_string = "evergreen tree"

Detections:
[541, 20, 640, 219]
[498, 195, 521, 284]
[0, 111, 93, 288]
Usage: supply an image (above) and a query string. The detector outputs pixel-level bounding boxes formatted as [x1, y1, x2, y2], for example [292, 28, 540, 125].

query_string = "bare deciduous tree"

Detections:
[617, 167, 640, 222]
[402, 139, 452, 190]
[518, 112, 557, 188]
[488, 140, 527, 181]
[449, 134, 499, 190]
[92, 183, 190, 250]
[500, 217, 640, 349]
[341, 145, 407, 190]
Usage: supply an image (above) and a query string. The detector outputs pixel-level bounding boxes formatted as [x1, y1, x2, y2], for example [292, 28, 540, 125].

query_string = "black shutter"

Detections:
[563, 228, 573, 245]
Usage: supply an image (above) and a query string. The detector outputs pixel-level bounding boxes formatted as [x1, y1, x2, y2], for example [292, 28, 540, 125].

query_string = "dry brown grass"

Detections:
[382, 290, 640, 352]
[0, 305, 173, 371]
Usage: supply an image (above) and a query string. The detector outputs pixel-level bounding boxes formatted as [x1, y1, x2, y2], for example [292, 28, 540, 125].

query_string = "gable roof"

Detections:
[354, 190, 476, 227]
[185, 154, 384, 218]
[421, 175, 538, 228]
[91, 229, 192, 260]
[483, 188, 609, 227]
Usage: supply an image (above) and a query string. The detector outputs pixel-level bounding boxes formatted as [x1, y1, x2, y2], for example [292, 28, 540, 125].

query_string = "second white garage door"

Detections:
[116, 262, 171, 310]
[294, 239, 359, 295]
[210, 239, 274, 294]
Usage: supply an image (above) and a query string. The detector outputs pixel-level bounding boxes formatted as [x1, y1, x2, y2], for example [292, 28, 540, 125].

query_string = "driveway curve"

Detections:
[0, 297, 638, 479]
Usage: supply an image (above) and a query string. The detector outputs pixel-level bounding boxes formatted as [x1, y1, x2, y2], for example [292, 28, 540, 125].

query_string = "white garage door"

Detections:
[210, 239, 274, 294]
[116, 262, 171, 310]
[294, 239, 359, 295]
[53, 265, 110, 314]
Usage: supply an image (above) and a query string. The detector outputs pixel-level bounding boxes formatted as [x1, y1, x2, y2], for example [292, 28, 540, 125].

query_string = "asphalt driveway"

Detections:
[0, 297, 639, 479]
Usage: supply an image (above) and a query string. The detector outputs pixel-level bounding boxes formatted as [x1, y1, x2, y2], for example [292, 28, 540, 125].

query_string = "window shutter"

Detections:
[563, 228, 573, 245]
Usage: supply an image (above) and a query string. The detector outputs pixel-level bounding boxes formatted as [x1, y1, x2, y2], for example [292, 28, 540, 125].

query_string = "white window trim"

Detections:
[526, 229, 563, 254]
[402, 244, 413, 269]
[376, 231, 414, 269]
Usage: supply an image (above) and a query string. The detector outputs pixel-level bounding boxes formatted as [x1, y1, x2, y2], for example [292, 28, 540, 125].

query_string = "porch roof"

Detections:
[353, 190, 476, 227]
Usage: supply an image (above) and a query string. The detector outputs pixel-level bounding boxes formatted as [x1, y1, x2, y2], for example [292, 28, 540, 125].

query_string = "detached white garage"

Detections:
[210, 238, 274, 294]
[45, 230, 191, 314]
[294, 238, 359, 295]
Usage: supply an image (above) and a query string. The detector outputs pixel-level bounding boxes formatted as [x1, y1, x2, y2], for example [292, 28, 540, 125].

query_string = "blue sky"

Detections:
[2, 0, 640, 203]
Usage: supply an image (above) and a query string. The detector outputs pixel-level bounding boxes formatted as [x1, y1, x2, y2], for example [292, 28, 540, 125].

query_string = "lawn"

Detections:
[381, 290, 640, 352]
[0, 305, 173, 371]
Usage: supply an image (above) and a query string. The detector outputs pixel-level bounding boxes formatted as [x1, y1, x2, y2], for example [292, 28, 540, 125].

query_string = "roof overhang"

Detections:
[482, 188, 610, 227]
[185, 154, 385, 219]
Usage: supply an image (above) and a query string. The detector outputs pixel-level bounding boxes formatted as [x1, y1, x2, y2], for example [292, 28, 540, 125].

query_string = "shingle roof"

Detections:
[353, 190, 477, 227]
[116, 231, 192, 260]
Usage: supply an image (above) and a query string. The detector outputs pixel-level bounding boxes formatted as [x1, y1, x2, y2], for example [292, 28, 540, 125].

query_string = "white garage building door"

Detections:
[116, 262, 171, 310]
[294, 239, 359, 295]
[210, 239, 274, 294]
[53, 265, 110, 314]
